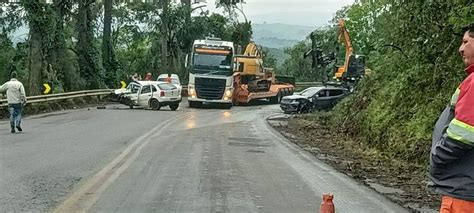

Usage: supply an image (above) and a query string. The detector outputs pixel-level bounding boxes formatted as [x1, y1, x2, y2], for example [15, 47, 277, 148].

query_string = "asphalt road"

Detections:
[0, 101, 407, 212]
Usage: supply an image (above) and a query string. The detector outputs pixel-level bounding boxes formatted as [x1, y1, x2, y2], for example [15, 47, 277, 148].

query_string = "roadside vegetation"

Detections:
[0, 0, 252, 95]
[282, 1, 473, 166]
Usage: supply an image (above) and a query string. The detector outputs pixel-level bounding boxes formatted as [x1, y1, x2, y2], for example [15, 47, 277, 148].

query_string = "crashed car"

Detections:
[115, 81, 182, 110]
[280, 86, 348, 113]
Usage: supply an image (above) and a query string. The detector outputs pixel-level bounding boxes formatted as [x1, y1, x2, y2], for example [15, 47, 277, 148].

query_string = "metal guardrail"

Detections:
[0, 89, 113, 107]
[180, 82, 321, 88]
[295, 82, 323, 87]
[0, 82, 321, 107]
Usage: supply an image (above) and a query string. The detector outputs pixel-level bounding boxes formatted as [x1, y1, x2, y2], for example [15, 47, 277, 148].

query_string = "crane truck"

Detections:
[186, 38, 294, 108]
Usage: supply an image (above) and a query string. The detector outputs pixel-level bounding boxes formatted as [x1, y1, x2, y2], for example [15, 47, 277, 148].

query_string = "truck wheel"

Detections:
[150, 99, 161, 110]
[270, 92, 279, 104]
[270, 91, 282, 104]
[170, 104, 179, 111]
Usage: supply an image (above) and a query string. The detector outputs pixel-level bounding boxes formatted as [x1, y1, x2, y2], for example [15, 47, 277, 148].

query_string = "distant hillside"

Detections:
[252, 23, 314, 49]
[262, 46, 287, 67]
[254, 37, 298, 49]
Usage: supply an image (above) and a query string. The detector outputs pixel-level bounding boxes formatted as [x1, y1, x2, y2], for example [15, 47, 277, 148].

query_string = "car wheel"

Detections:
[170, 104, 179, 111]
[129, 104, 133, 109]
[297, 104, 303, 113]
[150, 99, 161, 110]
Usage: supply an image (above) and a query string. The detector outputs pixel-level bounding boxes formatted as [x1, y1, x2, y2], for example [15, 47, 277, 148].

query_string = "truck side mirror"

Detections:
[185, 54, 189, 68]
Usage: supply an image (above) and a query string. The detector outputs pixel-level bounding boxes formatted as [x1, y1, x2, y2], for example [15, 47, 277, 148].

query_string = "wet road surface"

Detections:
[1, 101, 407, 212]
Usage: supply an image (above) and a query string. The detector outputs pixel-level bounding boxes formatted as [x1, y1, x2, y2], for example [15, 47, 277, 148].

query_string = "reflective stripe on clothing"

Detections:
[450, 88, 460, 107]
[447, 118, 474, 146]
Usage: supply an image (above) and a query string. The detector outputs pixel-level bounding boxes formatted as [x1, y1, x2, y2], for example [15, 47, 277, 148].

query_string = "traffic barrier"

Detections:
[0, 82, 321, 106]
[0, 89, 113, 107]
[320, 193, 335, 213]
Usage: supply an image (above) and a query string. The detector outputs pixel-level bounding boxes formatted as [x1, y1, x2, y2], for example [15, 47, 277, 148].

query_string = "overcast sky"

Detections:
[204, 0, 355, 27]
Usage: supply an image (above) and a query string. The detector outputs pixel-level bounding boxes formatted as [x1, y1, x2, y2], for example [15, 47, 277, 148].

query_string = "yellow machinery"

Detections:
[335, 19, 354, 80]
[333, 19, 367, 90]
[232, 42, 295, 104]
[234, 42, 276, 92]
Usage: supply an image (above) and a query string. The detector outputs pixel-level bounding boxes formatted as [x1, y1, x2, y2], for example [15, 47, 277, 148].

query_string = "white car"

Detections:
[116, 81, 182, 110]
[157, 74, 182, 90]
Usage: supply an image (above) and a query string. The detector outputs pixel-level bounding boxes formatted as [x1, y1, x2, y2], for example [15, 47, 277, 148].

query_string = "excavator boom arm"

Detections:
[336, 19, 354, 79]
[243, 42, 262, 58]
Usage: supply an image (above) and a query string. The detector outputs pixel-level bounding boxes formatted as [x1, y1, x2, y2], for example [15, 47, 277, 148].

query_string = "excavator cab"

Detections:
[344, 54, 365, 81]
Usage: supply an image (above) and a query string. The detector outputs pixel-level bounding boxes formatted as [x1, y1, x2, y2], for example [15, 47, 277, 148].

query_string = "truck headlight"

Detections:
[225, 89, 232, 97]
[188, 87, 195, 96]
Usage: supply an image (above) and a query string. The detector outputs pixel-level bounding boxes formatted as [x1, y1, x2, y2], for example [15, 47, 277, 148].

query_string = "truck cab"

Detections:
[187, 38, 235, 108]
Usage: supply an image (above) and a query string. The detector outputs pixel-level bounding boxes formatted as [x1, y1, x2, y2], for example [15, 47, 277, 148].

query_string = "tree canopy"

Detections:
[0, 0, 252, 94]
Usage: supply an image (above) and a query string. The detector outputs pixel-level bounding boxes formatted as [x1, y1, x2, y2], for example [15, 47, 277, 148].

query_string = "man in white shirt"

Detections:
[0, 72, 27, 133]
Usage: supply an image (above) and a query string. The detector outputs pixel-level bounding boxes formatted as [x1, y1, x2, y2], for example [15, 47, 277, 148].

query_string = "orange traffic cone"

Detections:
[320, 193, 335, 213]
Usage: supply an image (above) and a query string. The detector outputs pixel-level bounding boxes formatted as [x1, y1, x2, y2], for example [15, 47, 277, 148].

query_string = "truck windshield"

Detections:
[192, 52, 233, 76]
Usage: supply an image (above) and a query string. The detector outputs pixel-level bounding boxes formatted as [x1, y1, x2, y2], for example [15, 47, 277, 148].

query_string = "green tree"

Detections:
[77, 0, 103, 89]
[328, 0, 474, 163]
[102, 0, 118, 88]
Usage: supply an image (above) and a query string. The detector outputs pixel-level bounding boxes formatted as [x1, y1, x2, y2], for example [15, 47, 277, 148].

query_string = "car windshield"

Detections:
[158, 78, 180, 85]
[192, 52, 233, 76]
[300, 89, 319, 97]
[157, 83, 177, 90]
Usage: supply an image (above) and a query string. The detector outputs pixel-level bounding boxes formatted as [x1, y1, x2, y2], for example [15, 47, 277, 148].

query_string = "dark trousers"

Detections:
[8, 103, 22, 129]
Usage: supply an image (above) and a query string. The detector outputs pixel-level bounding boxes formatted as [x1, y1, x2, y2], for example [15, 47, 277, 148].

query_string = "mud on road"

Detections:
[267, 113, 439, 213]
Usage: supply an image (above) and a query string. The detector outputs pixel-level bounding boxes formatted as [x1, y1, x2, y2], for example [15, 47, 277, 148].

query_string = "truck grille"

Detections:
[195, 77, 226, 100]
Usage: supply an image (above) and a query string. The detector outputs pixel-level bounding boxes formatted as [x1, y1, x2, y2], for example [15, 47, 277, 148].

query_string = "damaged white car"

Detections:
[115, 81, 181, 110]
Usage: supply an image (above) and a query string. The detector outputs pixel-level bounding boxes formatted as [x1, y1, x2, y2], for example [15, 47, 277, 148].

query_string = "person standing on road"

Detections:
[429, 24, 474, 212]
[0, 72, 27, 133]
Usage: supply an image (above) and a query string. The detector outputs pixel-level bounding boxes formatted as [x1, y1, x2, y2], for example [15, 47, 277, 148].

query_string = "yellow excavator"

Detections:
[235, 42, 274, 92]
[331, 19, 369, 91]
[232, 42, 295, 104]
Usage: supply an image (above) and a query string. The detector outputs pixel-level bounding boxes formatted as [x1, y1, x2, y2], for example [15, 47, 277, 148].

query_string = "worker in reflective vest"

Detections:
[429, 24, 474, 212]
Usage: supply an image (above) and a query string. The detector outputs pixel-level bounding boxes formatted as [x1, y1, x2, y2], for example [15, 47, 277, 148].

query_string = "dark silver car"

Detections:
[280, 86, 348, 113]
